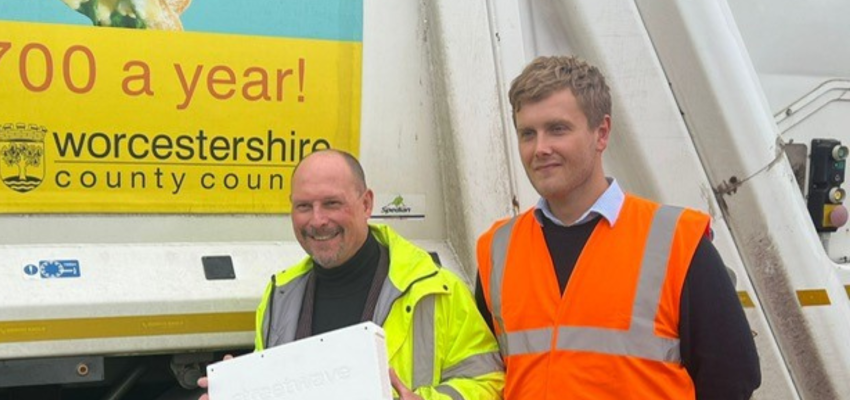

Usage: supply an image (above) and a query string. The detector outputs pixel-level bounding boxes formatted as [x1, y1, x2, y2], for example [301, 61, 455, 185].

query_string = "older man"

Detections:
[201, 149, 504, 400]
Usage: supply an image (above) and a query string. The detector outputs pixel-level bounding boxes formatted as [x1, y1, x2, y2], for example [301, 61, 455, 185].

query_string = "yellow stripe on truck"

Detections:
[737, 291, 755, 308]
[796, 290, 831, 307]
[0, 312, 254, 343]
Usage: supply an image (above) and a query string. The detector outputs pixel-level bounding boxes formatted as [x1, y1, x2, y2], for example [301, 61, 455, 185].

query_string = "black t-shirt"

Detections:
[474, 213, 761, 399]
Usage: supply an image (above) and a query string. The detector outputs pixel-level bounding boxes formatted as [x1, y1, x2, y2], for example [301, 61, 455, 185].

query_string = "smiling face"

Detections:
[516, 88, 610, 215]
[290, 152, 373, 268]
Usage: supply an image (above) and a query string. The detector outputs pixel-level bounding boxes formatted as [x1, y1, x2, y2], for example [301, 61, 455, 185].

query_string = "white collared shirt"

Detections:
[534, 178, 624, 227]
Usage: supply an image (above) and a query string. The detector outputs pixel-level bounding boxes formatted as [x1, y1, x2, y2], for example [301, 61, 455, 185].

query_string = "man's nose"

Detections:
[534, 135, 552, 157]
[310, 206, 329, 225]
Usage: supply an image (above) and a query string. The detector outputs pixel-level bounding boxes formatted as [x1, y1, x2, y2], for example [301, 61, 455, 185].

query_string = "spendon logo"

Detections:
[381, 195, 411, 214]
[0, 123, 46, 193]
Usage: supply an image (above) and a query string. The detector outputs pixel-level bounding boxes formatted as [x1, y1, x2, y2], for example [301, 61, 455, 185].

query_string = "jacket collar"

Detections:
[276, 224, 445, 296]
[369, 224, 443, 294]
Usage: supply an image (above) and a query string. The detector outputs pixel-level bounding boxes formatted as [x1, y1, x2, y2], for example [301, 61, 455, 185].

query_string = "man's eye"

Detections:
[294, 204, 311, 211]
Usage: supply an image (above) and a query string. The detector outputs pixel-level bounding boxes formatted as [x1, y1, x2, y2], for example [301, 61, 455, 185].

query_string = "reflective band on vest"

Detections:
[490, 216, 518, 356]
[489, 205, 685, 363]
[503, 327, 553, 356]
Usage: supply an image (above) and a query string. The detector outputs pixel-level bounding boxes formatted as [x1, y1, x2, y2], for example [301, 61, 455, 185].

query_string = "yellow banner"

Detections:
[0, 21, 361, 213]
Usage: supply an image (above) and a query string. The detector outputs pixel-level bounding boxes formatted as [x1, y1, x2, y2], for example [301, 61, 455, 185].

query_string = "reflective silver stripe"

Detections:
[263, 272, 311, 348]
[503, 327, 553, 356]
[441, 351, 504, 380]
[634, 206, 682, 324]
[556, 326, 681, 362]
[435, 384, 464, 400]
[489, 217, 518, 356]
[412, 294, 436, 388]
[492, 205, 686, 363]
[555, 205, 685, 362]
[373, 275, 402, 327]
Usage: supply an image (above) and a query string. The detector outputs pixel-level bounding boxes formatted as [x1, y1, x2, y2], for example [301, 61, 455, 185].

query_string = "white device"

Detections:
[207, 322, 392, 400]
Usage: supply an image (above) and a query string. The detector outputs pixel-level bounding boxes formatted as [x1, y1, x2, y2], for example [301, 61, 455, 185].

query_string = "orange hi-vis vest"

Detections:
[477, 194, 710, 400]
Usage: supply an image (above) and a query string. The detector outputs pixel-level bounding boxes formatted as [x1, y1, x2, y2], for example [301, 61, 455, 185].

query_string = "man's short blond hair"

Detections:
[508, 56, 611, 129]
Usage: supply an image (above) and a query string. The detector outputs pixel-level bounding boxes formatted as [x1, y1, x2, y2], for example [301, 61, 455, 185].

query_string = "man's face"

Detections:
[290, 153, 373, 268]
[515, 89, 609, 202]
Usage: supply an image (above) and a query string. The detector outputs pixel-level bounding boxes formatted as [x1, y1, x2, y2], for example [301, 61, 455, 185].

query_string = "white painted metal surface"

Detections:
[0, 242, 290, 359]
[637, 0, 850, 398]
[730, 0, 850, 271]
[413, 0, 514, 278]
[0, 239, 461, 359]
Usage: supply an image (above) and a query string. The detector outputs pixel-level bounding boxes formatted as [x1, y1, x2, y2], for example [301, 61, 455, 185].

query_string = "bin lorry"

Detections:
[2, 0, 849, 399]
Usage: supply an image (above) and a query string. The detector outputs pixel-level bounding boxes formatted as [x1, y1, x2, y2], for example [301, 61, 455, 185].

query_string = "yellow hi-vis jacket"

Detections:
[254, 224, 505, 399]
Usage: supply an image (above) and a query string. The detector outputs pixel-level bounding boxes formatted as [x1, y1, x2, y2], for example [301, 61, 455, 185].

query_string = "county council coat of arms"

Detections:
[0, 123, 46, 193]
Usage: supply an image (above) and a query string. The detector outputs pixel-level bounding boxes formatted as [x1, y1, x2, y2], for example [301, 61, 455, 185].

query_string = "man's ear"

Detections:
[595, 115, 611, 152]
[362, 189, 374, 216]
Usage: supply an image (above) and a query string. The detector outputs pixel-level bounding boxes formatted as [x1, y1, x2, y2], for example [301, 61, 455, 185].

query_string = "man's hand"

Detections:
[197, 354, 233, 400]
[197, 376, 210, 400]
[389, 368, 425, 400]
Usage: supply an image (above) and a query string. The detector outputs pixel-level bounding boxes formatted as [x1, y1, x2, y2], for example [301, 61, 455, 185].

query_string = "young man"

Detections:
[201, 150, 504, 400]
[476, 56, 760, 399]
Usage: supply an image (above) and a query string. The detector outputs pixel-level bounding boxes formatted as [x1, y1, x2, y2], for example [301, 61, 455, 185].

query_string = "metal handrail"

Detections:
[775, 79, 850, 133]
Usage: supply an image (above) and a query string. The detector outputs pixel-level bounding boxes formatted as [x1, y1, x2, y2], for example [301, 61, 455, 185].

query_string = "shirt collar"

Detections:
[534, 178, 624, 227]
